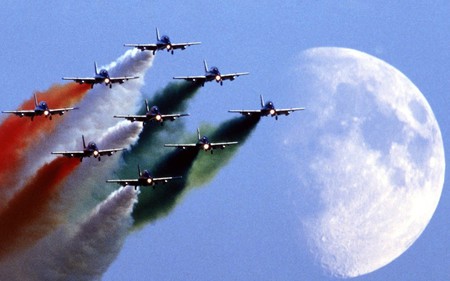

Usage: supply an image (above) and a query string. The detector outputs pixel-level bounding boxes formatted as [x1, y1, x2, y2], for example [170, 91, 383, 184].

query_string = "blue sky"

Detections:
[0, 1, 449, 280]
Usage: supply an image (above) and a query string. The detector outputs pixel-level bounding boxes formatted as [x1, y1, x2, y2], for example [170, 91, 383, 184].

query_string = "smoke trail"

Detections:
[187, 115, 260, 187]
[12, 48, 153, 222]
[43, 186, 137, 281]
[0, 48, 153, 261]
[58, 121, 143, 223]
[107, 81, 204, 226]
[145, 81, 202, 114]
[130, 116, 260, 227]
[0, 157, 80, 259]
[0, 49, 154, 280]
[0, 186, 138, 281]
[118, 81, 201, 179]
[51, 48, 154, 182]
[0, 83, 90, 204]
[132, 146, 200, 227]
[24, 49, 154, 176]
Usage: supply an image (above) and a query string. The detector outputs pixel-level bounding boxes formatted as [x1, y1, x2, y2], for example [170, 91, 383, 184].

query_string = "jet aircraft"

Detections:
[124, 28, 201, 55]
[173, 60, 249, 86]
[228, 95, 305, 120]
[113, 99, 189, 125]
[164, 128, 238, 154]
[106, 164, 182, 189]
[2, 93, 78, 121]
[51, 135, 126, 161]
[62, 62, 139, 88]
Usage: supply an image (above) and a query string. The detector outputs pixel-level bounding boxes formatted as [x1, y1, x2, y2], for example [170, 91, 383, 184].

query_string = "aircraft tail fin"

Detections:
[145, 99, 150, 113]
[34, 93, 39, 107]
[203, 59, 208, 72]
[156, 27, 161, 41]
[138, 164, 142, 177]
[82, 135, 86, 149]
[94, 62, 99, 75]
[260, 94, 265, 107]
[197, 128, 201, 141]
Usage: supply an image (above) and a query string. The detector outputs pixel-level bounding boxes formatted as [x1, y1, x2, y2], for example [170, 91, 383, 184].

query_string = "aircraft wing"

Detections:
[228, 109, 263, 116]
[275, 108, 305, 115]
[172, 75, 207, 82]
[98, 148, 126, 156]
[171, 42, 201, 50]
[48, 107, 78, 115]
[164, 143, 197, 149]
[109, 76, 139, 84]
[51, 150, 85, 158]
[106, 179, 139, 186]
[106, 176, 182, 187]
[114, 114, 148, 122]
[62, 77, 97, 84]
[152, 176, 183, 184]
[160, 113, 190, 121]
[2, 110, 37, 117]
[114, 113, 189, 122]
[220, 72, 250, 81]
[123, 44, 158, 51]
[210, 141, 239, 149]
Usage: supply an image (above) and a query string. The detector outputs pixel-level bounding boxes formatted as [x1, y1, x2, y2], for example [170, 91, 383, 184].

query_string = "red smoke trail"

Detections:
[0, 83, 90, 203]
[0, 157, 80, 259]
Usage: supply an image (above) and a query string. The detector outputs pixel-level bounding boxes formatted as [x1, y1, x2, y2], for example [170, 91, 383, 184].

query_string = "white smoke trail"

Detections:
[23, 49, 153, 181]
[0, 49, 153, 280]
[0, 186, 138, 281]
[58, 120, 143, 222]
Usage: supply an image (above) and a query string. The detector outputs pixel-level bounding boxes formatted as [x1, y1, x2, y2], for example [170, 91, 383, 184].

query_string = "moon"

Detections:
[281, 47, 445, 278]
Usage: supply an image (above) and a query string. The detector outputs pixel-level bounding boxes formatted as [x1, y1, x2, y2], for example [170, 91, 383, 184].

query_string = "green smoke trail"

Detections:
[130, 115, 260, 227]
[114, 81, 261, 227]
[118, 81, 201, 180]
[145, 81, 202, 113]
[187, 115, 260, 188]
[131, 148, 199, 227]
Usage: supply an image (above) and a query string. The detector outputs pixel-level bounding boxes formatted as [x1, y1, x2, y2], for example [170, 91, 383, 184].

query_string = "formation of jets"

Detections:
[164, 128, 238, 154]
[114, 99, 189, 125]
[2, 93, 78, 121]
[106, 165, 182, 189]
[3, 28, 304, 189]
[51, 135, 126, 162]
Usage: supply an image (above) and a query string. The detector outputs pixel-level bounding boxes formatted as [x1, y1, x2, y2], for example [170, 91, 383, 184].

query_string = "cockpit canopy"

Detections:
[87, 142, 98, 150]
[38, 101, 48, 108]
[209, 67, 220, 74]
[99, 69, 109, 78]
[160, 35, 170, 44]
[200, 136, 209, 143]
[141, 170, 151, 178]
[265, 101, 275, 109]
[150, 106, 160, 115]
